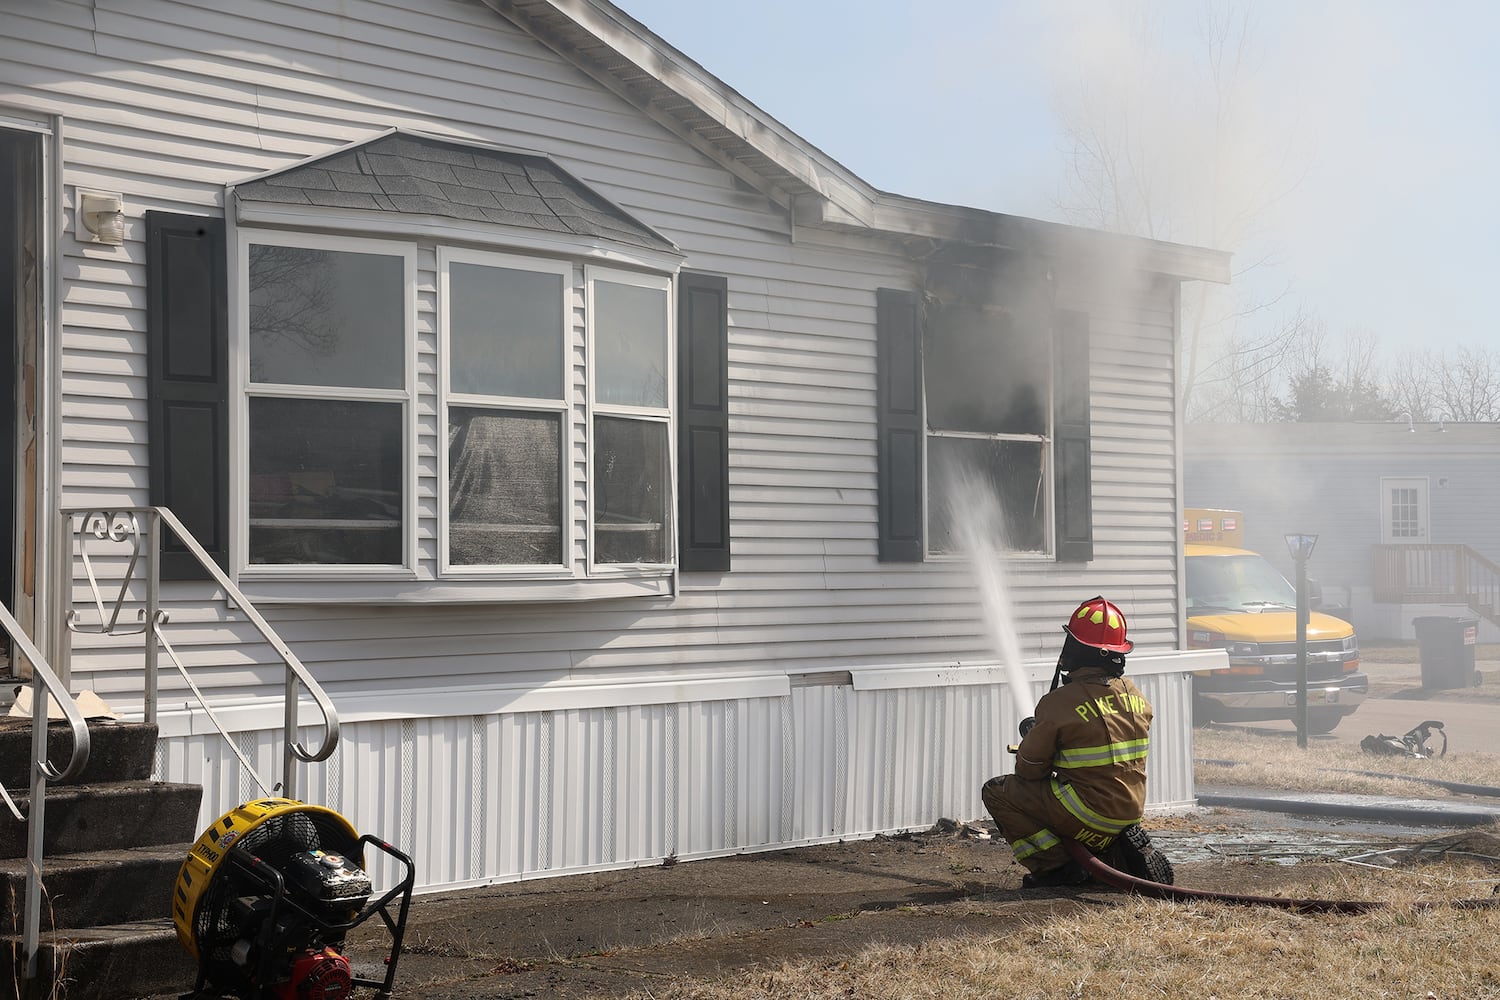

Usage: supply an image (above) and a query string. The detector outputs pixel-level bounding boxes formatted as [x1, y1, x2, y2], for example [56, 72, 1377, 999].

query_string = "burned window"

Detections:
[924, 297, 1052, 555]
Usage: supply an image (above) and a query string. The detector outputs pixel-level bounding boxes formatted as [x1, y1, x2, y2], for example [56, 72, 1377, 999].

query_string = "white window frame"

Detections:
[232, 229, 419, 580]
[585, 266, 675, 575]
[1380, 476, 1429, 544]
[437, 247, 574, 577]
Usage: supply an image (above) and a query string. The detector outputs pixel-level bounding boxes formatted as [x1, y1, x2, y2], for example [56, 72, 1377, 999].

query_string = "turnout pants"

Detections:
[982, 774, 1123, 875]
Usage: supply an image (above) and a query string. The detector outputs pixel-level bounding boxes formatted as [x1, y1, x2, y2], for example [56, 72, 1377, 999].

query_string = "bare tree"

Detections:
[1188, 311, 1303, 421]
[1383, 345, 1500, 423]
[1385, 347, 1439, 421]
[1432, 345, 1500, 422]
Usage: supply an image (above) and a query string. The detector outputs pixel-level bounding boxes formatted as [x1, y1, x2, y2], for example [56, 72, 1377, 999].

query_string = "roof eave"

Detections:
[797, 192, 1231, 284]
[493, 0, 1230, 284]
[482, 0, 877, 219]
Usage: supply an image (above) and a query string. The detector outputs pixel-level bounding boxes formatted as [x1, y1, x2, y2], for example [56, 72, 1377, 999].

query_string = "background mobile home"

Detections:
[2, 0, 1228, 898]
[1186, 421, 1500, 643]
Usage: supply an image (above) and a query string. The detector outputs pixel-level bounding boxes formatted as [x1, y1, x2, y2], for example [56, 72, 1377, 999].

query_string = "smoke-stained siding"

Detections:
[5, 0, 1208, 883]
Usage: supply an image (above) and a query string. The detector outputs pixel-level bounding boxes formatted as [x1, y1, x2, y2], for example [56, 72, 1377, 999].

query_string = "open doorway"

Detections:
[0, 126, 42, 677]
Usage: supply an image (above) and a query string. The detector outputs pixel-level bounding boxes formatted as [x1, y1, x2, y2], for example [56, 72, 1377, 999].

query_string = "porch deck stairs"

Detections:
[1374, 543, 1500, 630]
[0, 717, 202, 1000]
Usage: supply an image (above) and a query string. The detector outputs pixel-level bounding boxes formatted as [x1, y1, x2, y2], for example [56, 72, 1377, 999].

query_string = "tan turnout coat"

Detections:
[981, 664, 1152, 874]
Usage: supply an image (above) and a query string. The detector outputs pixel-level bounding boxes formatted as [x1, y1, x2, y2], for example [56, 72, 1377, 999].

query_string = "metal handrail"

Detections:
[20, 506, 337, 984]
[0, 600, 90, 785]
[152, 611, 273, 798]
[1, 549, 91, 981]
[58, 506, 339, 798]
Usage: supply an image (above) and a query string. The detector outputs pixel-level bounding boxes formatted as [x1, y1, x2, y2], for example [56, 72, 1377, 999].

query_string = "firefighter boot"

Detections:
[1105, 825, 1174, 885]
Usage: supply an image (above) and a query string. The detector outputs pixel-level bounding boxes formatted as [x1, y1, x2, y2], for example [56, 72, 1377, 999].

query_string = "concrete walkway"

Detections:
[1198, 783, 1500, 826]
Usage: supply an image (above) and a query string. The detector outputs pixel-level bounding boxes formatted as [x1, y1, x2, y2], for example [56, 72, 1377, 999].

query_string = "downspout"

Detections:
[1172, 279, 1186, 652]
[39, 115, 62, 671]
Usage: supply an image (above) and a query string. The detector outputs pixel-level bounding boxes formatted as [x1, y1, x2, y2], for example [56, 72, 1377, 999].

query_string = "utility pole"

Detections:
[1285, 533, 1318, 750]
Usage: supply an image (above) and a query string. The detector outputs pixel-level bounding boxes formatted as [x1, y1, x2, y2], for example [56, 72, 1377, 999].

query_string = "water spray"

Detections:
[947, 470, 1036, 719]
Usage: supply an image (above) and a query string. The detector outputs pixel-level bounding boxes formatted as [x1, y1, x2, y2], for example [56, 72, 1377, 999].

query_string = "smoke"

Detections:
[943, 465, 1037, 719]
[1026, 0, 1498, 368]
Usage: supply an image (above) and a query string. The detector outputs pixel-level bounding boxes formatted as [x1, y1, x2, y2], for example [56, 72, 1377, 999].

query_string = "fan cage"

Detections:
[193, 808, 364, 970]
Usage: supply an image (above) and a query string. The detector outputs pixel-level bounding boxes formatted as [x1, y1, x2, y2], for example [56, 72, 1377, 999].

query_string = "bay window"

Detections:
[441, 251, 569, 571]
[154, 134, 713, 597]
[244, 236, 412, 568]
[589, 270, 672, 566]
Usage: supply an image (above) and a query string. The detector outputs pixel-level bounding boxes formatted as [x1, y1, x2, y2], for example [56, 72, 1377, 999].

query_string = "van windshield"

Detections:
[1186, 554, 1297, 612]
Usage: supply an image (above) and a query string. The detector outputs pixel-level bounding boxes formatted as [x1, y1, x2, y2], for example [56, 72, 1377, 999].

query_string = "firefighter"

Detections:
[981, 596, 1173, 888]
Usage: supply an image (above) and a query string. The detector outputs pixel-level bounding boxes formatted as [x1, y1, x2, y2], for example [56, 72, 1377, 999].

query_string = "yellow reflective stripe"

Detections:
[1055, 738, 1150, 769]
[1050, 780, 1138, 835]
[1009, 828, 1061, 861]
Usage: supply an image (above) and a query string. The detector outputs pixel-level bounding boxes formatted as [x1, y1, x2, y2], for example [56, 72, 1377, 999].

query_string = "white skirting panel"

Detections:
[156, 653, 1209, 893]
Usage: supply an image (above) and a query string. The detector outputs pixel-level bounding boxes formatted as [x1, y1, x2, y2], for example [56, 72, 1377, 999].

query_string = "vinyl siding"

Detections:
[7, 0, 1188, 698]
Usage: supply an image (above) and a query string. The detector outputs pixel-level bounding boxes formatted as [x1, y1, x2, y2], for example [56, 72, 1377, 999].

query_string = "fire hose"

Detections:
[1061, 839, 1500, 914]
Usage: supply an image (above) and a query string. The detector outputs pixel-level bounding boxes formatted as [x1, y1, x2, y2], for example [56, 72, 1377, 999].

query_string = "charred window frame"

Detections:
[923, 296, 1054, 557]
[876, 273, 1092, 565]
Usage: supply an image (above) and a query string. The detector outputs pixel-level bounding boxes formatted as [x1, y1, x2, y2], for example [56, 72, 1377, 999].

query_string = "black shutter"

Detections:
[676, 271, 730, 572]
[876, 288, 923, 562]
[1053, 308, 1093, 562]
[146, 212, 228, 578]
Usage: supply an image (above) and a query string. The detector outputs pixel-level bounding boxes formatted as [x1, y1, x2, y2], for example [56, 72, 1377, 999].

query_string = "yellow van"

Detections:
[1185, 509, 1366, 733]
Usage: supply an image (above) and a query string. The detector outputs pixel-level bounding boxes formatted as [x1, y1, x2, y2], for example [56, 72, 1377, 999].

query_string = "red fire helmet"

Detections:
[1063, 596, 1133, 654]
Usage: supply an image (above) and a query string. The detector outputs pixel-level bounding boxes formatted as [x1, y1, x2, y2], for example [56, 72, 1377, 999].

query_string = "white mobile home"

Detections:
[2, 0, 1228, 892]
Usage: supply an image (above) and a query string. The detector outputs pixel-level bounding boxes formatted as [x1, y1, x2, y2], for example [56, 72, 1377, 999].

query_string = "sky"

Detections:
[613, 0, 1500, 362]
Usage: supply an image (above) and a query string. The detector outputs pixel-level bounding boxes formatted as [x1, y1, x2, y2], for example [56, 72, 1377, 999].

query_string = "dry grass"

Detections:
[640, 859, 1500, 1000]
[1193, 727, 1500, 796]
[1359, 641, 1500, 664]
[618, 655, 1500, 1000]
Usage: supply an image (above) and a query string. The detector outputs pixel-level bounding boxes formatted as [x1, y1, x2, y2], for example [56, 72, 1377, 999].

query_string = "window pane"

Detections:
[249, 244, 405, 389]
[927, 436, 1047, 554]
[593, 416, 669, 564]
[449, 262, 564, 399]
[595, 280, 667, 408]
[1391, 487, 1419, 537]
[925, 301, 1048, 435]
[249, 398, 403, 565]
[448, 408, 562, 565]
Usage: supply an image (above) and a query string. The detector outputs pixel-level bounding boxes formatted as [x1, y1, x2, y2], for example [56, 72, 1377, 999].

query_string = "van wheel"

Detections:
[1303, 710, 1347, 735]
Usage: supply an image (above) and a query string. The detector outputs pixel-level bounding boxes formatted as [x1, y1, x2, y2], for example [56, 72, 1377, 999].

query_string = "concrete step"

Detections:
[0, 718, 158, 789]
[0, 843, 188, 930]
[0, 781, 203, 859]
[0, 918, 196, 1000]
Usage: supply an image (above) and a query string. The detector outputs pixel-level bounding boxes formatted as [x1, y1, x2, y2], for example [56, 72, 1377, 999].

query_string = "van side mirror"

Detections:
[1307, 578, 1324, 610]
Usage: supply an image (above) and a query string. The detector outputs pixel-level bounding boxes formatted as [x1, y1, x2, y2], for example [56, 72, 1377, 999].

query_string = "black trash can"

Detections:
[1411, 616, 1480, 690]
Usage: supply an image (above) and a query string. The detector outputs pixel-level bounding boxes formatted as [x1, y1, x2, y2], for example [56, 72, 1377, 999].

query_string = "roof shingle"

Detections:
[236, 131, 675, 254]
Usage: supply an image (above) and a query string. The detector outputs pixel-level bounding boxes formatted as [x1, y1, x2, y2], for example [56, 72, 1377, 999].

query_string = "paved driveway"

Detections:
[1219, 649, 1500, 754]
